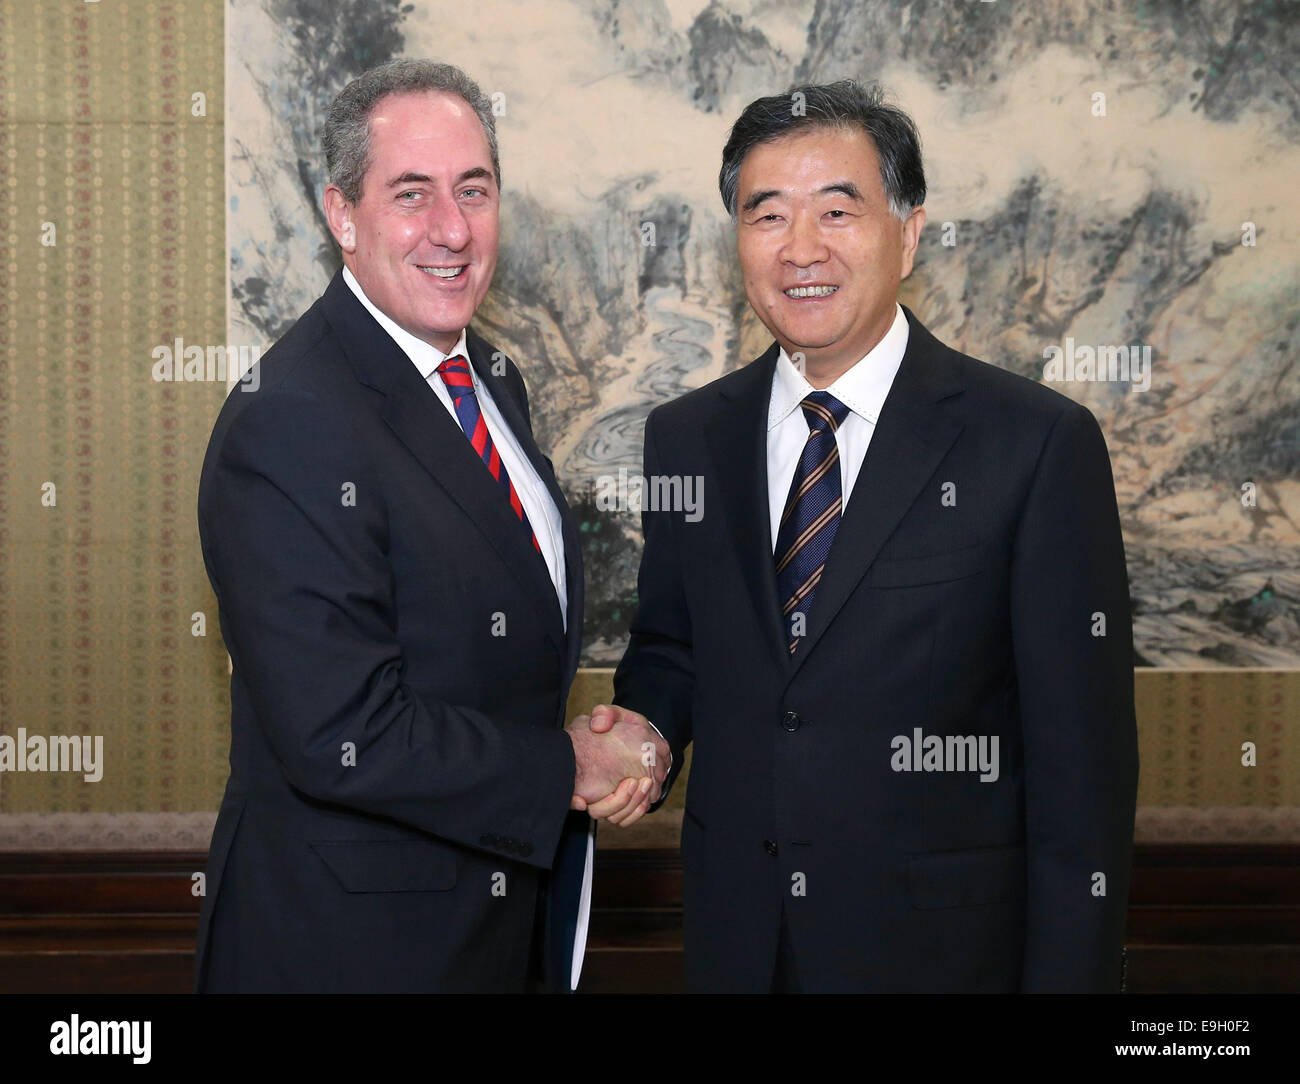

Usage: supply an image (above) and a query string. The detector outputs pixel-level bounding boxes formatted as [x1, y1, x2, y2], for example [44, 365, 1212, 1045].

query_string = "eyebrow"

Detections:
[385, 166, 495, 189]
[820, 180, 863, 201]
[741, 188, 781, 214]
[741, 180, 865, 215]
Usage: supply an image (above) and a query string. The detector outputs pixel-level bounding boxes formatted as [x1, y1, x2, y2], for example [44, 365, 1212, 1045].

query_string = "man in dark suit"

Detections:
[195, 59, 665, 994]
[592, 81, 1139, 992]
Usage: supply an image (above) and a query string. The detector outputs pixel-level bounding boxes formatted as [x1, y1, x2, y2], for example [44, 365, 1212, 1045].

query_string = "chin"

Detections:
[422, 307, 472, 334]
[774, 327, 839, 353]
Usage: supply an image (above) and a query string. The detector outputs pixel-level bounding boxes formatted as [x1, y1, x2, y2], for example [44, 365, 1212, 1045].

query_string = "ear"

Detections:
[899, 205, 926, 280]
[323, 184, 357, 253]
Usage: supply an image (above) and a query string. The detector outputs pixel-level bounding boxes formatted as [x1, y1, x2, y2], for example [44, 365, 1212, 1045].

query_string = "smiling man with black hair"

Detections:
[589, 80, 1139, 994]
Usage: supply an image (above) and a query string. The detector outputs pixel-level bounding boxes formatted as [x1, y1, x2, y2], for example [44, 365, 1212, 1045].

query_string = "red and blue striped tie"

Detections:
[774, 392, 851, 654]
[435, 354, 541, 553]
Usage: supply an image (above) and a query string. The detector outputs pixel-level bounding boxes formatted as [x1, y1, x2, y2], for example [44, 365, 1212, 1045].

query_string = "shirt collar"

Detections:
[342, 265, 469, 381]
[768, 302, 910, 430]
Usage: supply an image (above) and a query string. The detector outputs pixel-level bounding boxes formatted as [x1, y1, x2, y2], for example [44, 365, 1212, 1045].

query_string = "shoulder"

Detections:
[954, 349, 1088, 421]
[647, 346, 777, 433]
[203, 297, 368, 469]
[910, 312, 1099, 437]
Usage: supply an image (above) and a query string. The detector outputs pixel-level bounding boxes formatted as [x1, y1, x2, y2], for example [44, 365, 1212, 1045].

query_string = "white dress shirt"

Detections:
[767, 303, 910, 548]
[342, 267, 568, 627]
[342, 266, 590, 989]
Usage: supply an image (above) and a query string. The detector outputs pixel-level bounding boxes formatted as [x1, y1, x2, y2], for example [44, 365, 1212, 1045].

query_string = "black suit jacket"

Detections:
[614, 305, 1139, 993]
[195, 270, 588, 993]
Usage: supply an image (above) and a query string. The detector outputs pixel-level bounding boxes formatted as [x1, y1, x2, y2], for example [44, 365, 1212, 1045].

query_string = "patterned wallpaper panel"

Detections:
[0, 0, 230, 821]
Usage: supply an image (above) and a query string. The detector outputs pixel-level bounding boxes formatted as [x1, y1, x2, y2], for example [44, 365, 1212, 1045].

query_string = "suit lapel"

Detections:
[705, 344, 790, 671]
[787, 306, 965, 681]
[320, 272, 567, 656]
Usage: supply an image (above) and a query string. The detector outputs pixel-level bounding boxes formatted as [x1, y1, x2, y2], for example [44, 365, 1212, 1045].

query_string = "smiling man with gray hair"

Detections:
[589, 80, 1140, 993]
[194, 58, 666, 994]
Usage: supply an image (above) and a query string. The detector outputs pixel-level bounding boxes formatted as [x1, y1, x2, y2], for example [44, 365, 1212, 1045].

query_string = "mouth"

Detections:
[417, 264, 468, 280]
[774, 283, 837, 300]
[784, 284, 838, 299]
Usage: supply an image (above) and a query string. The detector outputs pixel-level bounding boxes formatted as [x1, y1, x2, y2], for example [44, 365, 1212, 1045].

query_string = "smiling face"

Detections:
[735, 125, 924, 385]
[323, 90, 498, 353]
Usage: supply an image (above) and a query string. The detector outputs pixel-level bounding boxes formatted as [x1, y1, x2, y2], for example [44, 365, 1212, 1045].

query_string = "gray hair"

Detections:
[323, 58, 500, 204]
[719, 80, 925, 223]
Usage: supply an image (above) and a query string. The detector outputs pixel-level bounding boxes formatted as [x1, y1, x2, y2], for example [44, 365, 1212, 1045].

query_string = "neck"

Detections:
[801, 355, 860, 390]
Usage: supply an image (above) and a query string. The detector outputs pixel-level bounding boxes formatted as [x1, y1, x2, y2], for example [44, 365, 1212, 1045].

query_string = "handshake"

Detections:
[565, 704, 670, 828]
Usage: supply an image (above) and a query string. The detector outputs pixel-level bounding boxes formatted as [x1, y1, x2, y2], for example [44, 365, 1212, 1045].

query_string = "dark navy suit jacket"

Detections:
[615, 306, 1139, 992]
[196, 270, 588, 993]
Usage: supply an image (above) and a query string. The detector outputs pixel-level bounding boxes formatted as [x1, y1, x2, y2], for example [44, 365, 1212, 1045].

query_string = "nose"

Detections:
[422, 190, 471, 252]
[781, 209, 829, 269]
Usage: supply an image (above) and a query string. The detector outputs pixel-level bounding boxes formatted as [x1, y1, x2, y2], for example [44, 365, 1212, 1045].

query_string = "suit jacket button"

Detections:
[782, 711, 801, 732]
[764, 840, 779, 857]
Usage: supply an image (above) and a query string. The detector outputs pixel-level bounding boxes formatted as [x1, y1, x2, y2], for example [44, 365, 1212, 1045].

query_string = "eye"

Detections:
[826, 209, 847, 219]
[397, 190, 421, 202]
[460, 187, 488, 199]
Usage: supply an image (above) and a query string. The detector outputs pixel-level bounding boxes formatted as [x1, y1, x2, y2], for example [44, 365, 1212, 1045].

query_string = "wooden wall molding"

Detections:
[0, 844, 1295, 994]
